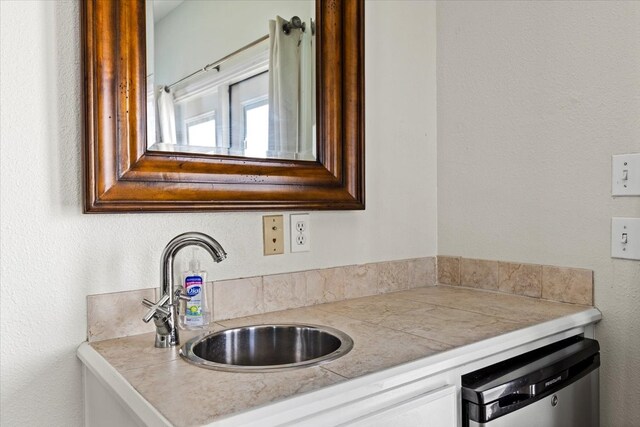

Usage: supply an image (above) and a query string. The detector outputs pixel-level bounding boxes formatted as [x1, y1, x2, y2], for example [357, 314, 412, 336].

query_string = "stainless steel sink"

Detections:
[179, 324, 354, 372]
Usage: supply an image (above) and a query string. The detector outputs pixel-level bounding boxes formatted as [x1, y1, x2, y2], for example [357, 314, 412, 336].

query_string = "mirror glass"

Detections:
[145, 0, 316, 161]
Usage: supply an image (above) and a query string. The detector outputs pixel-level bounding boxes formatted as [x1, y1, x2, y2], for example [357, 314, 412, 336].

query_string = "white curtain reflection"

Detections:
[268, 15, 314, 158]
[298, 23, 315, 159]
[157, 88, 177, 145]
[268, 16, 299, 155]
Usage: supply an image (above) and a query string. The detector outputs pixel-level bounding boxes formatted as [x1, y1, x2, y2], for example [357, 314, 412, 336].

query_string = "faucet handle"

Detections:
[175, 288, 191, 302]
[142, 294, 170, 323]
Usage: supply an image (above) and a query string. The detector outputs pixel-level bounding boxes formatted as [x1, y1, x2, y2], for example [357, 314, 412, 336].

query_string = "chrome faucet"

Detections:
[142, 232, 227, 348]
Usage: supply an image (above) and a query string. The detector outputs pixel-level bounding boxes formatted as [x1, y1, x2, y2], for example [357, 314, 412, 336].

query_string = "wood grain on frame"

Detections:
[82, 0, 365, 212]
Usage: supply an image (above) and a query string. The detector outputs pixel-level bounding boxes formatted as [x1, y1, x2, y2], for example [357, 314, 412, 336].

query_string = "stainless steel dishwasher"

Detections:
[462, 336, 600, 427]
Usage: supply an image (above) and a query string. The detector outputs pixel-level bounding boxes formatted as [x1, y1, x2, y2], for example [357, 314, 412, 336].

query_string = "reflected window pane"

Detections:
[186, 114, 216, 147]
[244, 103, 269, 157]
[229, 71, 269, 156]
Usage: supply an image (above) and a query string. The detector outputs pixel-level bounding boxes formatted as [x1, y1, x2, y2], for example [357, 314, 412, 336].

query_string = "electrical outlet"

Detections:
[290, 213, 310, 252]
[263, 215, 284, 255]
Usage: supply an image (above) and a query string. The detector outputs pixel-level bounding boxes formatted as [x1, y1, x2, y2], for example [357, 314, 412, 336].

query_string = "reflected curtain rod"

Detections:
[164, 16, 313, 92]
[165, 34, 268, 91]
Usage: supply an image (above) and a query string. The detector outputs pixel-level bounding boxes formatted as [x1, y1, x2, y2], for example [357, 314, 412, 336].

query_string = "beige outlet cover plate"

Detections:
[263, 215, 284, 255]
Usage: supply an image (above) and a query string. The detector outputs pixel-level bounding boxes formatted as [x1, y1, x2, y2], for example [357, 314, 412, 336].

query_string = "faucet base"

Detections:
[155, 333, 178, 348]
[152, 309, 180, 348]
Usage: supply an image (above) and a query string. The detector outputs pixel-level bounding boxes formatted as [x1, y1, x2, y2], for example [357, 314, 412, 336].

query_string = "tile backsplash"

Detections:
[87, 255, 593, 342]
[87, 257, 436, 342]
[87, 288, 157, 342]
[541, 265, 593, 305]
[437, 256, 461, 285]
[437, 256, 593, 305]
[460, 258, 499, 291]
[497, 262, 543, 298]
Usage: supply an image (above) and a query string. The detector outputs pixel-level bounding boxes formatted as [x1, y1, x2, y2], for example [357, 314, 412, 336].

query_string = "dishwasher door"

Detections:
[462, 336, 600, 427]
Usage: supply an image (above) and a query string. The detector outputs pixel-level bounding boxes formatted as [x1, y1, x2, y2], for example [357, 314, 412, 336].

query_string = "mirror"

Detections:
[146, 1, 316, 161]
[82, 0, 364, 212]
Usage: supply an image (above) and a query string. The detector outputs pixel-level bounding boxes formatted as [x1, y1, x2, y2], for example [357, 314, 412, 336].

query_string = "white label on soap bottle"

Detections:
[185, 275, 204, 326]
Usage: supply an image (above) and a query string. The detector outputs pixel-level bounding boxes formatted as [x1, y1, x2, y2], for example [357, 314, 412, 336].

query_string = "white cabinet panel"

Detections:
[85, 367, 146, 427]
[345, 385, 457, 427]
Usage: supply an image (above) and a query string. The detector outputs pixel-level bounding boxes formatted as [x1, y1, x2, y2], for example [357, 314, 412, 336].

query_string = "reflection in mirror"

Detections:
[145, 1, 316, 161]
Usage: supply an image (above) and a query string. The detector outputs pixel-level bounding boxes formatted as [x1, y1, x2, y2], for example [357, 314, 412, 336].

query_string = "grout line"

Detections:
[319, 366, 350, 380]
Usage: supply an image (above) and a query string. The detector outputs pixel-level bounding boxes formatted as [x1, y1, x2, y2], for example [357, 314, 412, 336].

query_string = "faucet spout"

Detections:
[160, 232, 227, 307]
[143, 232, 227, 348]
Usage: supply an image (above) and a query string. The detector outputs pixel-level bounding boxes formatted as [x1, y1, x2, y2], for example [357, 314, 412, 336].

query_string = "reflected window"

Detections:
[146, 0, 317, 160]
[229, 71, 269, 156]
[186, 112, 217, 147]
[243, 101, 269, 157]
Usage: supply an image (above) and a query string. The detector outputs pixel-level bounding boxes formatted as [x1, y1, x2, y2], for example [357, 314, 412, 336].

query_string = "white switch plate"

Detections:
[611, 218, 640, 260]
[290, 213, 310, 253]
[612, 153, 640, 196]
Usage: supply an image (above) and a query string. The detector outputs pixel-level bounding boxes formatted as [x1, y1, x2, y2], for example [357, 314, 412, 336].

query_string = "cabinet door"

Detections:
[345, 385, 457, 427]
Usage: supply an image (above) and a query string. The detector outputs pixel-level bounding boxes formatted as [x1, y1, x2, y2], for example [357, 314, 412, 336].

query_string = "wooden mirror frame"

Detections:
[82, 0, 364, 213]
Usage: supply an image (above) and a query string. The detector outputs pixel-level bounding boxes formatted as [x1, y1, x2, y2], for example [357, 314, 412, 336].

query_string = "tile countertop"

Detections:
[81, 285, 600, 427]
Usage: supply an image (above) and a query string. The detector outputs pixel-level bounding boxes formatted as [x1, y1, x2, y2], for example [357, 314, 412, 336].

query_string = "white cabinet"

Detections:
[289, 380, 457, 427]
[346, 385, 457, 427]
[83, 358, 456, 427]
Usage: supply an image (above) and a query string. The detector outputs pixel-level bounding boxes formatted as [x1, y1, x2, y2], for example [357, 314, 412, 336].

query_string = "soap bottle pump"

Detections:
[179, 248, 210, 329]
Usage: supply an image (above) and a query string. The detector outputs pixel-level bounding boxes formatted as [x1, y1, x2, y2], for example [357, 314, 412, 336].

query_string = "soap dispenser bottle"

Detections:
[179, 248, 210, 329]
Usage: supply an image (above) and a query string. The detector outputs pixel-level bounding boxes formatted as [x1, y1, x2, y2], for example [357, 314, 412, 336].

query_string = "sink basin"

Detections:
[179, 324, 354, 372]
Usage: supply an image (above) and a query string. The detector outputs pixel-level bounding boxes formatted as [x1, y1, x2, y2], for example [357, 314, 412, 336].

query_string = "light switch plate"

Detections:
[611, 217, 640, 260]
[612, 153, 640, 196]
[263, 215, 284, 256]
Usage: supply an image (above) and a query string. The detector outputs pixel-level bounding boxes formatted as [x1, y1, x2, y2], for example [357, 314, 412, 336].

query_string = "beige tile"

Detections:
[498, 262, 542, 298]
[437, 256, 461, 285]
[87, 288, 156, 342]
[460, 258, 499, 291]
[211, 277, 263, 321]
[263, 272, 307, 312]
[305, 268, 345, 305]
[122, 360, 345, 426]
[377, 260, 410, 293]
[379, 304, 525, 347]
[401, 285, 586, 323]
[321, 319, 450, 379]
[542, 265, 593, 305]
[314, 293, 430, 325]
[90, 326, 219, 372]
[343, 263, 379, 299]
[408, 257, 437, 287]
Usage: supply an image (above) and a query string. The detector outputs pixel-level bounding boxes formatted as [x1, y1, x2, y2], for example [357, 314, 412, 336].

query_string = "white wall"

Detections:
[437, 2, 640, 425]
[0, 1, 437, 425]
